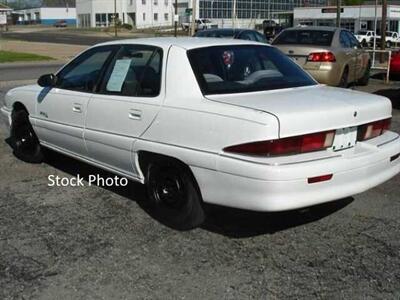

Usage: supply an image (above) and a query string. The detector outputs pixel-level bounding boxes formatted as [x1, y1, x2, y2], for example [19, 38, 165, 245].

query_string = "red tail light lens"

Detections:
[357, 118, 391, 141]
[307, 52, 336, 62]
[224, 131, 335, 157]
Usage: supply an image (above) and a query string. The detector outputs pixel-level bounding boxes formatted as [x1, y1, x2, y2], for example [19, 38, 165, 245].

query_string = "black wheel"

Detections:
[358, 61, 371, 86]
[11, 110, 44, 163]
[146, 159, 205, 230]
[338, 67, 349, 88]
[362, 39, 368, 47]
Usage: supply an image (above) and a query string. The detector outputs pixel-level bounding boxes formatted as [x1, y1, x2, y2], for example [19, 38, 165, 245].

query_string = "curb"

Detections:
[0, 79, 36, 89]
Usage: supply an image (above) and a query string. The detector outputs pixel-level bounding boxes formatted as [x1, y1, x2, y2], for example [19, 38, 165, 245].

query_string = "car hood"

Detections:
[206, 85, 392, 138]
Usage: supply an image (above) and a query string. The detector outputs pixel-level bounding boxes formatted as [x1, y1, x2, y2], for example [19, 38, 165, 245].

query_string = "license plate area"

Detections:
[289, 55, 306, 65]
[332, 127, 357, 151]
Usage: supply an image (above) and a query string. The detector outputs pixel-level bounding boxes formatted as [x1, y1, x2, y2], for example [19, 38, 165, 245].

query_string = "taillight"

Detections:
[307, 52, 336, 62]
[223, 130, 335, 156]
[357, 118, 391, 141]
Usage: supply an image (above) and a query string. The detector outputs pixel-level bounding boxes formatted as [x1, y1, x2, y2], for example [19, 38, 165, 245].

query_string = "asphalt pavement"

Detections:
[2, 31, 114, 46]
[0, 62, 63, 82]
[0, 67, 400, 299]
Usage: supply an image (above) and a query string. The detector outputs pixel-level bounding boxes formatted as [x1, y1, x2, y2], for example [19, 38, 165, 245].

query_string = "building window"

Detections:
[143, 13, 146, 21]
[96, 13, 109, 27]
[154, 13, 158, 21]
[164, 0, 168, 5]
[164, 13, 168, 21]
[142, 0, 146, 4]
[130, 0, 133, 5]
[154, 0, 158, 5]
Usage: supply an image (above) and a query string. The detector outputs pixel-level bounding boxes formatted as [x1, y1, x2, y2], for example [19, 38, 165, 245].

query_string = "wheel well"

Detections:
[138, 151, 203, 200]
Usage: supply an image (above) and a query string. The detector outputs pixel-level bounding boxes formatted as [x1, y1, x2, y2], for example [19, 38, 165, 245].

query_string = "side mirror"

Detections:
[38, 74, 57, 87]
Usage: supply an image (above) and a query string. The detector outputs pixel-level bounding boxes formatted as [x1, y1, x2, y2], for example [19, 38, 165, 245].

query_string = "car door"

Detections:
[84, 44, 165, 177]
[35, 45, 118, 157]
[339, 30, 357, 82]
[36, 46, 119, 157]
[346, 31, 365, 79]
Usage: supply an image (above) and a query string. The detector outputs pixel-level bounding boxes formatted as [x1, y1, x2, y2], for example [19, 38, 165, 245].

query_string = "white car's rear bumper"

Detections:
[0, 106, 11, 137]
[191, 131, 400, 212]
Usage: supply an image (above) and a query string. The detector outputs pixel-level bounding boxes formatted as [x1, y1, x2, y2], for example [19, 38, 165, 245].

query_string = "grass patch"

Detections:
[0, 51, 54, 63]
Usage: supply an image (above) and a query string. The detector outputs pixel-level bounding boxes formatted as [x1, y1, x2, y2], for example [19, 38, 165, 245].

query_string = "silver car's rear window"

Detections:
[187, 45, 316, 95]
[273, 30, 334, 46]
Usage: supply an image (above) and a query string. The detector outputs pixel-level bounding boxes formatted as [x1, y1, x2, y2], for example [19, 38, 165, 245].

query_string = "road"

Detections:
[0, 62, 63, 82]
[1, 29, 153, 46]
[0, 67, 400, 299]
[2, 31, 114, 46]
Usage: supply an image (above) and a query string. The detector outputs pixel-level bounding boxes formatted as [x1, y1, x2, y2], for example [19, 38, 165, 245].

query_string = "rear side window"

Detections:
[188, 45, 316, 95]
[273, 30, 334, 46]
[196, 30, 235, 38]
[99, 45, 163, 97]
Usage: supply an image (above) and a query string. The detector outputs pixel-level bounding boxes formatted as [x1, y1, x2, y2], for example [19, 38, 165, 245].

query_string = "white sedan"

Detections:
[1, 38, 400, 229]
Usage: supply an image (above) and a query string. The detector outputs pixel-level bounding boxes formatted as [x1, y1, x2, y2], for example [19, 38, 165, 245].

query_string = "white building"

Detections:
[14, 0, 76, 26]
[0, 4, 12, 26]
[76, 0, 174, 29]
[294, 5, 400, 33]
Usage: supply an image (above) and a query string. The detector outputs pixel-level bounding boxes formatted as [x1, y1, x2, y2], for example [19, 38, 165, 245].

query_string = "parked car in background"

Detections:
[194, 28, 267, 43]
[272, 26, 371, 87]
[375, 31, 400, 48]
[54, 20, 68, 28]
[2, 38, 399, 230]
[355, 30, 375, 47]
[390, 50, 400, 76]
[182, 19, 218, 31]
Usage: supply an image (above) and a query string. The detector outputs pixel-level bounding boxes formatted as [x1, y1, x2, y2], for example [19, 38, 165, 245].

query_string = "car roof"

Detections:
[285, 26, 338, 32]
[96, 37, 264, 50]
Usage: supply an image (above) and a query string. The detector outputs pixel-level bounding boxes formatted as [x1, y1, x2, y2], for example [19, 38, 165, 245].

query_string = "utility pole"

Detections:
[336, 0, 340, 27]
[190, 0, 196, 36]
[174, 0, 178, 37]
[380, 0, 387, 50]
[114, 0, 117, 37]
[380, 0, 387, 63]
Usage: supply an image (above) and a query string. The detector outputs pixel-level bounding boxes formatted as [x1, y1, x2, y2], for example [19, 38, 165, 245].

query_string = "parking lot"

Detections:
[1, 69, 400, 298]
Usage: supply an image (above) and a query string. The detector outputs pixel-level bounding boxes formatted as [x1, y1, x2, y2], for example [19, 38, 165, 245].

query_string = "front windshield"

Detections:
[188, 45, 316, 95]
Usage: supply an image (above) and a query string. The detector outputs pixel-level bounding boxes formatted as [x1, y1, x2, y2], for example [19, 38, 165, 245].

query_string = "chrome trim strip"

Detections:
[377, 135, 400, 147]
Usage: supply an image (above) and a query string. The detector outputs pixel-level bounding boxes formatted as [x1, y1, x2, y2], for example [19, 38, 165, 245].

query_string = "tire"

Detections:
[358, 61, 371, 86]
[145, 158, 205, 230]
[387, 41, 392, 48]
[338, 67, 349, 88]
[11, 109, 44, 163]
[362, 39, 368, 47]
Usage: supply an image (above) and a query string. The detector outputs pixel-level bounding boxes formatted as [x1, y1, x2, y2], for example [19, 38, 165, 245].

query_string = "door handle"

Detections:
[72, 104, 82, 113]
[129, 109, 142, 120]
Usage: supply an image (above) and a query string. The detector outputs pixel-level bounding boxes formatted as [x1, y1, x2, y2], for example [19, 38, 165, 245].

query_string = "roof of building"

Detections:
[96, 37, 266, 50]
[41, 0, 75, 8]
[0, 3, 12, 10]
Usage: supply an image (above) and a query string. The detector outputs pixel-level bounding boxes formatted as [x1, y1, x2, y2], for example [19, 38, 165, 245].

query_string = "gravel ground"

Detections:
[0, 81, 399, 299]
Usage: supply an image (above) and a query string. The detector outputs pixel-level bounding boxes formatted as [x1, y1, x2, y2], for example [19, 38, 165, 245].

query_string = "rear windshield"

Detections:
[187, 45, 316, 95]
[273, 30, 334, 46]
[196, 30, 235, 38]
[357, 30, 367, 35]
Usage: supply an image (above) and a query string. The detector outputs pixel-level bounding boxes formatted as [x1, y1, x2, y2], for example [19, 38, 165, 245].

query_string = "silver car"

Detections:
[272, 26, 371, 87]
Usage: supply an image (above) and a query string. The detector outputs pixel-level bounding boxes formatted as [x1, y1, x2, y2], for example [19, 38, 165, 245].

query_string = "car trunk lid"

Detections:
[206, 85, 392, 138]
[275, 45, 332, 69]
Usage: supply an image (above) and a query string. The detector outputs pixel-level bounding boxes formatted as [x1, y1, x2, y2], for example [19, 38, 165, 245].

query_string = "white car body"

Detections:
[1, 38, 400, 212]
[355, 30, 375, 45]
[182, 19, 218, 31]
